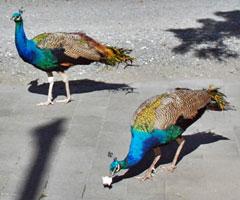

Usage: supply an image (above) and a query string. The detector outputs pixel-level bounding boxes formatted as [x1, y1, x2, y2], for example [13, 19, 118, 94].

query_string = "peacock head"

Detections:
[11, 9, 24, 22]
[109, 157, 122, 176]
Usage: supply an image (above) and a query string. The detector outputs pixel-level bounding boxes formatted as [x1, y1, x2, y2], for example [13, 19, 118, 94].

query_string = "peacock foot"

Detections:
[136, 168, 156, 181]
[161, 164, 176, 173]
[37, 100, 54, 106]
[56, 98, 71, 104]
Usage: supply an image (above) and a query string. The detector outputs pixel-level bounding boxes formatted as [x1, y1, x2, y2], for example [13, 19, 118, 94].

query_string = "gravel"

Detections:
[1, 0, 240, 85]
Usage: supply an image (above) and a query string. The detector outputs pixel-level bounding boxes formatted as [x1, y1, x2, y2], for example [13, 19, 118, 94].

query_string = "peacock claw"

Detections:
[136, 168, 156, 181]
[152, 168, 157, 175]
[56, 98, 71, 104]
[161, 165, 176, 173]
[37, 100, 54, 106]
[136, 174, 153, 181]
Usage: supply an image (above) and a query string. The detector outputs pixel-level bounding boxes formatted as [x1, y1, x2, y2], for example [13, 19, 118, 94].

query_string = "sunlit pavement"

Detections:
[0, 79, 239, 200]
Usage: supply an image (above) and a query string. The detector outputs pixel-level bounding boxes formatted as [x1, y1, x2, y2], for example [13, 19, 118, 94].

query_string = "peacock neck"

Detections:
[14, 20, 37, 64]
[121, 126, 183, 169]
[123, 127, 157, 169]
[14, 21, 57, 69]
[15, 21, 28, 51]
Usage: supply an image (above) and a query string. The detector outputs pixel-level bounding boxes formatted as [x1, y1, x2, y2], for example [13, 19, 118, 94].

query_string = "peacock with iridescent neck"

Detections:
[106, 86, 229, 183]
[11, 10, 134, 105]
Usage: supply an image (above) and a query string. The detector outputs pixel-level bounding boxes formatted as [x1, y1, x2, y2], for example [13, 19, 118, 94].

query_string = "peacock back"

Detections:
[132, 89, 211, 133]
[32, 32, 109, 62]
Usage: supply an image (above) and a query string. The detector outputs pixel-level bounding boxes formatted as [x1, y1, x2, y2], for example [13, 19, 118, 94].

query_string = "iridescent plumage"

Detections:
[132, 89, 211, 132]
[109, 87, 229, 180]
[12, 10, 134, 105]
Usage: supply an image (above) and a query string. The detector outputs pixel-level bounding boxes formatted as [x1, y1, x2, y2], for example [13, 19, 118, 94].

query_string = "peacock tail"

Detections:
[206, 85, 229, 110]
[104, 46, 134, 66]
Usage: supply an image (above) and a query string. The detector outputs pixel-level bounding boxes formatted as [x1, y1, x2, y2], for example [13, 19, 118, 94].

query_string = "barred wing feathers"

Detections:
[33, 32, 110, 61]
[132, 89, 211, 133]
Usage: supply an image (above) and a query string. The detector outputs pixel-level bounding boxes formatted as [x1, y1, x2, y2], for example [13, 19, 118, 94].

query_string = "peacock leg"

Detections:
[163, 136, 185, 172]
[136, 147, 161, 181]
[56, 71, 71, 103]
[37, 72, 54, 106]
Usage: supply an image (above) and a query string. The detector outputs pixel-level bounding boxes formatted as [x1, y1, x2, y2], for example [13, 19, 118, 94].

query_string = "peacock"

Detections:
[11, 10, 134, 105]
[103, 86, 229, 185]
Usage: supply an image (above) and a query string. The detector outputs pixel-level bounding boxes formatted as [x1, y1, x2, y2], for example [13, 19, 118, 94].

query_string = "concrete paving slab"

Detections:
[0, 79, 239, 200]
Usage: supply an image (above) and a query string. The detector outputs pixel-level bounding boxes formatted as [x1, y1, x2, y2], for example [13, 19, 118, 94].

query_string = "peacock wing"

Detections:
[154, 89, 211, 129]
[132, 94, 171, 133]
[33, 32, 102, 61]
[32, 33, 51, 44]
[132, 89, 211, 133]
[174, 89, 211, 118]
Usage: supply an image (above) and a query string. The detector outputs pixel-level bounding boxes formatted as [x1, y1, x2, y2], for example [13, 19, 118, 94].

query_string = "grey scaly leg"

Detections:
[37, 72, 54, 106]
[136, 147, 161, 181]
[56, 71, 71, 103]
[162, 137, 185, 172]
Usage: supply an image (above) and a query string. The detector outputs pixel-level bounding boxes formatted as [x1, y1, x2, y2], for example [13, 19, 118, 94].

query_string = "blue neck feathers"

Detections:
[15, 21, 37, 64]
[15, 21, 27, 46]
[122, 127, 168, 168]
[14, 21, 58, 70]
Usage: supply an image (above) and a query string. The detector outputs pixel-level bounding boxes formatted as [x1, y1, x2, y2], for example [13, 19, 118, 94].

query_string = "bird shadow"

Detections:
[27, 79, 136, 100]
[112, 131, 229, 184]
[167, 10, 240, 61]
[17, 118, 67, 200]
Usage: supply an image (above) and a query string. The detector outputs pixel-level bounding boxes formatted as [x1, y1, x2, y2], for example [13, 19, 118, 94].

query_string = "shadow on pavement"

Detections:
[167, 10, 240, 61]
[112, 132, 229, 184]
[17, 118, 67, 200]
[27, 79, 135, 100]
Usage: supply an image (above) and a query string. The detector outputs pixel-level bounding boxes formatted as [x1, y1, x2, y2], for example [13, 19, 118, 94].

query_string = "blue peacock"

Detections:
[11, 10, 133, 105]
[109, 86, 229, 181]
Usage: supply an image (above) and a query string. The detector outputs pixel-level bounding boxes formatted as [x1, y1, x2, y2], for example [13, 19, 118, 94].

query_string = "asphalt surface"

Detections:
[1, 1, 240, 200]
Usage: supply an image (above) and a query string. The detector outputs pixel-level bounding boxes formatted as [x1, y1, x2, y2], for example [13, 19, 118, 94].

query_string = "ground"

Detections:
[0, 1, 240, 200]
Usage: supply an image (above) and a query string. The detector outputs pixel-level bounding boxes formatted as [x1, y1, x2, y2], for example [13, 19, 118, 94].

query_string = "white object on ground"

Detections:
[102, 176, 113, 186]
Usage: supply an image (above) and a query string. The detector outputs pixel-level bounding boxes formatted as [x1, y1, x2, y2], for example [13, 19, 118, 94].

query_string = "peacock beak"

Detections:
[110, 164, 120, 177]
[109, 171, 113, 177]
[10, 16, 14, 21]
[110, 169, 116, 177]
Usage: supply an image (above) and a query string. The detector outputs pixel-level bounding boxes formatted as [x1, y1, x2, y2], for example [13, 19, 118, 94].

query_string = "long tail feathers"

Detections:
[104, 46, 134, 66]
[207, 85, 230, 110]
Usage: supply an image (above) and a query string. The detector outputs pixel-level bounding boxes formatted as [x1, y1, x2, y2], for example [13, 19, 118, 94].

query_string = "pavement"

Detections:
[1, 0, 240, 199]
[0, 79, 240, 200]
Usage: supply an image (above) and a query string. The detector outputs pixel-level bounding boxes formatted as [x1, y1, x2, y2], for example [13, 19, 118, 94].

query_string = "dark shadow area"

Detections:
[17, 118, 67, 200]
[28, 79, 136, 100]
[175, 106, 206, 131]
[167, 10, 240, 61]
[112, 132, 229, 184]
